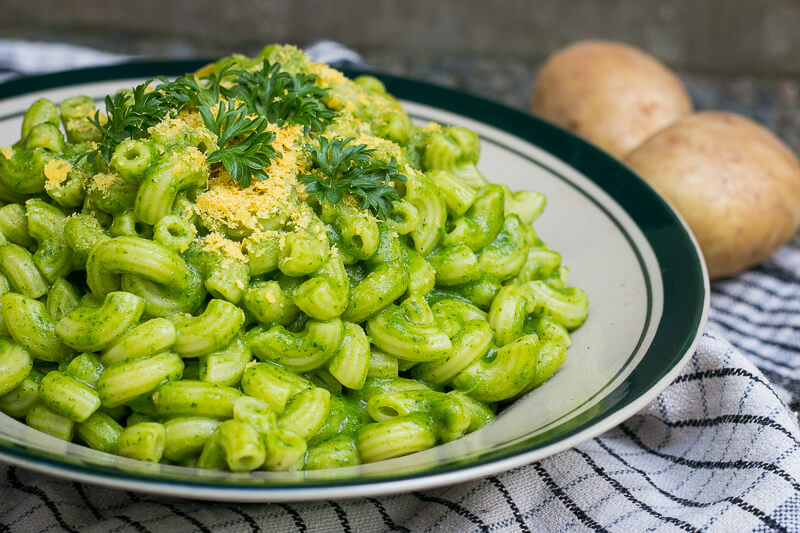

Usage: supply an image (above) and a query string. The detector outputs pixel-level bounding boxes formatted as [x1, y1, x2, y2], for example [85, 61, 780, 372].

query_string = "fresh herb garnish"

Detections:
[86, 59, 333, 188]
[198, 99, 280, 188]
[87, 79, 175, 162]
[228, 59, 334, 133]
[300, 136, 406, 219]
[158, 63, 235, 109]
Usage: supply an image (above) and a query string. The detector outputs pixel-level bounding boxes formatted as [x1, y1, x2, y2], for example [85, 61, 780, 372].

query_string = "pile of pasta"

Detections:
[0, 45, 588, 472]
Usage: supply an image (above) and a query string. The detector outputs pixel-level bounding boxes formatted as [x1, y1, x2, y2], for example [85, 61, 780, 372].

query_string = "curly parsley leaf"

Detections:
[87, 66, 234, 163]
[87, 79, 176, 162]
[85, 60, 330, 188]
[300, 135, 406, 218]
[229, 59, 334, 133]
[158, 63, 235, 109]
[199, 99, 280, 188]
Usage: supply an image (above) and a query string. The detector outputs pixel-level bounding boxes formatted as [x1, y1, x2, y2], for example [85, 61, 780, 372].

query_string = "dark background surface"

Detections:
[2, 0, 799, 152]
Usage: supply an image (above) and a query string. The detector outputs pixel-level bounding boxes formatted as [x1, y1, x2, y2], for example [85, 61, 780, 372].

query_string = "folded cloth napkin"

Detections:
[0, 40, 799, 532]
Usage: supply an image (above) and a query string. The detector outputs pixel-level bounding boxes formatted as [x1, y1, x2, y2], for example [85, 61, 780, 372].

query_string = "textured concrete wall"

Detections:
[2, 0, 800, 76]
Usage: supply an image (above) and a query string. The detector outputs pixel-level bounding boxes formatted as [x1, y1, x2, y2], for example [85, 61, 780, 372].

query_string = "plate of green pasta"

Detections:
[0, 45, 708, 501]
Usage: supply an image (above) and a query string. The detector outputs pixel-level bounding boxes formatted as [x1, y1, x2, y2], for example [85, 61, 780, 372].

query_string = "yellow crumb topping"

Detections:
[89, 172, 117, 193]
[184, 146, 208, 174]
[357, 93, 371, 108]
[195, 123, 306, 232]
[196, 170, 292, 233]
[148, 117, 191, 141]
[177, 108, 204, 130]
[44, 159, 72, 189]
[421, 122, 443, 134]
[308, 62, 348, 89]
[202, 232, 246, 262]
[269, 45, 311, 71]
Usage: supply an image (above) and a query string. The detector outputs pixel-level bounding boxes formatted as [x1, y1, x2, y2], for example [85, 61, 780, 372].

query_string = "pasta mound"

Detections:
[0, 44, 589, 474]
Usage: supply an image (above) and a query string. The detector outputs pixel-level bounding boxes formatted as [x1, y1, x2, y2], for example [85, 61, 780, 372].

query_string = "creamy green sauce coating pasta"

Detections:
[0, 44, 589, 472]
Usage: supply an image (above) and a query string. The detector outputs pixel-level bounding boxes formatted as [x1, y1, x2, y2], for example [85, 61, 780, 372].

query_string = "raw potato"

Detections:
[531, 40, 692, 158]
[625, 112, 800, 279]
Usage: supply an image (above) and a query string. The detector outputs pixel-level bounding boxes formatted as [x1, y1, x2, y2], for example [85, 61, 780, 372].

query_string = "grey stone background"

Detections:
[1, 0, 800, 151]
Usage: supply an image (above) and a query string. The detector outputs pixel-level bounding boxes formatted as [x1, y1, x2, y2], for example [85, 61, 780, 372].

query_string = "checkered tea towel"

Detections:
[0, 39, 799, 532]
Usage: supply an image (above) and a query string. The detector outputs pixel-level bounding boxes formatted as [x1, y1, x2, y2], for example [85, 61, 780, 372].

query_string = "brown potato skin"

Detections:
[531, 40, 692, 159]
[625, 112, 800, 279]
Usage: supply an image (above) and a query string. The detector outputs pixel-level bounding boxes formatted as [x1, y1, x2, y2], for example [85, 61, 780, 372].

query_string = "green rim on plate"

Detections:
[0, 61, 708, 499]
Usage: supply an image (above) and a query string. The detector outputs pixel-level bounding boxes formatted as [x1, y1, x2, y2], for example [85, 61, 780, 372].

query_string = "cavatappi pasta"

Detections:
[0, 45, 588, 472]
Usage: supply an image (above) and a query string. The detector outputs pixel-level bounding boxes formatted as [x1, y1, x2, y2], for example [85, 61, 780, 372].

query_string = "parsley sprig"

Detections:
[87, 80, 175, 162]
[87, 59, 335, 189]
[300, 136, 406, 219]
[157, 63, 234, 109]
[198, 100, 280, 188]
[228, 59, 334, 133]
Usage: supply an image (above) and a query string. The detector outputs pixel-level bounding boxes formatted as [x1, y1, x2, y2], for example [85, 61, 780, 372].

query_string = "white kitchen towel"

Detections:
[0, 39, 355, 83]
[0, 39, 131, 83]
[0, 39, 798, 532]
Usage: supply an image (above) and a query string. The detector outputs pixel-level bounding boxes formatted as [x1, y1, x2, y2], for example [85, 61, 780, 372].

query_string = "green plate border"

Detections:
[0, 60, 708, 497]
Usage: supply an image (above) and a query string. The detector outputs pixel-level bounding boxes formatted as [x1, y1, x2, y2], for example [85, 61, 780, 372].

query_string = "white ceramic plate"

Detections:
[0, 62, 708, 502]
